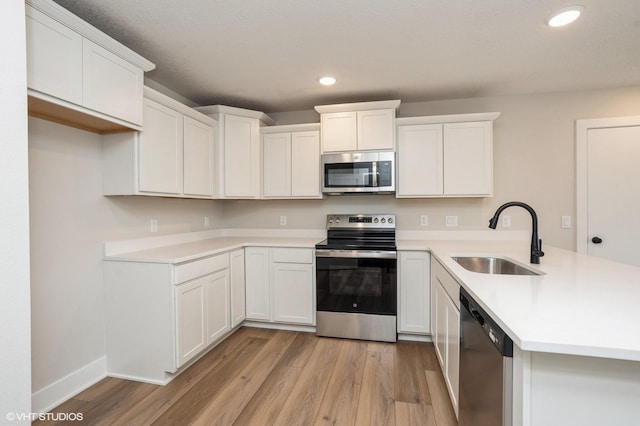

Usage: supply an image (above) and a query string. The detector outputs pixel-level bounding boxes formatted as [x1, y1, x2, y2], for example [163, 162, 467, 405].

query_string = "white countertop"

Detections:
[402, 239, 640, 362]
[104, 235, 323, 264]
[104, 230, 640, 361]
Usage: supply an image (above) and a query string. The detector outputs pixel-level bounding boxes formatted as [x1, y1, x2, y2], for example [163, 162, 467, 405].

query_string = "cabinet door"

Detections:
[357, 109, 395, 150]
[230, 249, 246, 328]
[398, 251, 430, 334]
[445, 294, 460, 415]
[434, 282, 447, 368]
[175, 277, 207, 367]
[82, 39, 144, 125]
[26, 6, 83, 105]
[397, 124, 444, 197]
[272, 263, 314, 325]
[183, 116, 214, 197]
[291, 131, 321, 197]
[443, 121, 493, 196]
[224, 114, 260, 197]
[206, 270, 231, 344]
[263, 133, 292, 197]
[321, 111, 357, 152]
[138, 98, 183, 194]
[244, 247, 271, 321]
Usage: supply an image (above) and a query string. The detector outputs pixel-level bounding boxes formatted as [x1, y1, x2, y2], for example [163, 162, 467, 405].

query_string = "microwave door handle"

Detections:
[372, 161, 378, 187]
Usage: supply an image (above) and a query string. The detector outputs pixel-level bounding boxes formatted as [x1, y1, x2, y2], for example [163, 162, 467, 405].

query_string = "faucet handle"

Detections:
[534, 239, 545, 257]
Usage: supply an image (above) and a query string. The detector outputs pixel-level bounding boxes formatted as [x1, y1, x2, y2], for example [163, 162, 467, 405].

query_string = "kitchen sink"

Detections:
[452, 256, 543, 276]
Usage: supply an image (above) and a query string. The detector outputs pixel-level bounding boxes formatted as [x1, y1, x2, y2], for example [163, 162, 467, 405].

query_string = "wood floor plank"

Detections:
[111, 328, 255, 425]
[395, 401, 437, 426]
[420, 342, 441, 372]
[395, 341, 432, 404]
[313, 339, 367, 425]
[273, 337, 343, 426]
[150, 336, 270, 425]
[189, 330, 297, 425]
[355, 351, 395, 426]
[234, 333, 318, 425]
[425, 370, 458, 426]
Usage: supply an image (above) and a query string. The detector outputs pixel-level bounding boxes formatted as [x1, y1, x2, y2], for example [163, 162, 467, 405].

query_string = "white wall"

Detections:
[0, 0, 32, 421]
[28, 118, 223, 409]
[235, 85, 640, 250]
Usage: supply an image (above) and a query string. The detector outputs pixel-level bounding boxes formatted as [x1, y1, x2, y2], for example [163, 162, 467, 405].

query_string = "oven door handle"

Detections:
[315, 249, 397, 259]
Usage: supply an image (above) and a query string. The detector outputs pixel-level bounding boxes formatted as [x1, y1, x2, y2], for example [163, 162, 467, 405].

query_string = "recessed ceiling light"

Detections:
[319, 76, 337, 86]
[547, 6, 584, 27]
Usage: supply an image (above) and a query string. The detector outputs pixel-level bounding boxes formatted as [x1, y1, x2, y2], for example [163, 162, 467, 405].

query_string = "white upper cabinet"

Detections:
[103, 87, 216, 198]
[138, 98, 183, 194]
[443, 121, 493, 196]
[183, 116, 215, 197]
[82, 39, 144, 126]
[196, 105, 275, 199]
[262, 124, 321, 199]
[396, 113, 499, 198]
[26, 5, 83, 105]
[315, 100, 400, 153]
[25, 0, 154, 132]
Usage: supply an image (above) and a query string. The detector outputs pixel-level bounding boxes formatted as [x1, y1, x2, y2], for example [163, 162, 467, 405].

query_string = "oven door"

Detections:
[316, 250, 397, 315]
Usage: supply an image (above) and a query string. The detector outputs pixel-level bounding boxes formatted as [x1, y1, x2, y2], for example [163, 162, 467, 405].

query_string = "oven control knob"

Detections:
[374, 218, 379, 223]
[328, 218, 333, 224]
[381, 218, 386, 223]
[335, 218, 340, 223]
[388, 217, 393, 224]
[352, 303, 358, 308]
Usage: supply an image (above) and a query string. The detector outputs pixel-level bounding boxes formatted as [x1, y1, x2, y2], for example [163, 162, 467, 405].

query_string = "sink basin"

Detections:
[452, 256, 543, 276]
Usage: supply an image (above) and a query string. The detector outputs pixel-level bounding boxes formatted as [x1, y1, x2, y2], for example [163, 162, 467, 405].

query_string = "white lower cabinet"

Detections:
[104, 251, 235, 383]
[245, 247, 315, 325]
[431, 257, 461, 418]
[398, 251, 431, 334]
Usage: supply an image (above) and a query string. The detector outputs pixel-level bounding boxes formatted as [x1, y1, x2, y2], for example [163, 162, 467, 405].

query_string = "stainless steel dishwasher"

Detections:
[459, 288, 513, 426]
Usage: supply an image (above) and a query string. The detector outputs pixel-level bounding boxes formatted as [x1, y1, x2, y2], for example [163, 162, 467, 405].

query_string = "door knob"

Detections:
[591, 236, 603, 244]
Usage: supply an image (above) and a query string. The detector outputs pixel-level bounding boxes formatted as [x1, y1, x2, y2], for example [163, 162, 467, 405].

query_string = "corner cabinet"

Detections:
[104, 250, 243, 384]
[102, 86, 216, 198]
[25, 0, 154, 133]
[396, 113, 499, 198]
[398, 251, 431, 335]
[196, 105, 275, 198]
[262, 124, 321, 199]
[245, 247, 315, 326]
[315, 100, 400, 152]
[431, 257, 461, 418]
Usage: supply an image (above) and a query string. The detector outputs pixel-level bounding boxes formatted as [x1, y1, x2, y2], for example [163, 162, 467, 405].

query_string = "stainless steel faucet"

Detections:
[489, 201, 544, 264]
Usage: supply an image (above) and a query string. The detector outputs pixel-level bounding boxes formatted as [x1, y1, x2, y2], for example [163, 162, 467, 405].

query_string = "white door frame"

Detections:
[575, 115, 640, 254]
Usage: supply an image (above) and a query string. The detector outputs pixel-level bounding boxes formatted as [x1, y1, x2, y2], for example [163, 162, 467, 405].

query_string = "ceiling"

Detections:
[53, 0, 640, 113]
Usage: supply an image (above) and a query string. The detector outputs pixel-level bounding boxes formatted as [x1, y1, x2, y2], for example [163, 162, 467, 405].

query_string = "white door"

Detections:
[443, 121, 493, 196]
[224, 114, 259, 197]
[398, 251, 430, 334]
[320, 111, 357, 152]
[272, 263, 314, 325]
[577, 118, 640, 266]
[230, 249, 246, 328]
[397, 124, 444, 197]
[175, 277, 206, 367]
[357, 109, 395, 150]
[263, 132, 292, 197]
[244, 247, 271, 321]
[206, 270, 230, 343]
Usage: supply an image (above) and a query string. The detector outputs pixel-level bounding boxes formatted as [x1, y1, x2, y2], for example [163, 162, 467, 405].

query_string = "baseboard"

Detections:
[398, 333, 432, 342]
[243, 320, 316, 334]
[32, 356, 107, 414]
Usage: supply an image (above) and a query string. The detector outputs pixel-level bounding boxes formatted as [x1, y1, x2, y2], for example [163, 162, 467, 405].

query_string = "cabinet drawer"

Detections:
[174, 253, 229, 284]
[432, 258, 460, 309]
[272, 248, 313, 264]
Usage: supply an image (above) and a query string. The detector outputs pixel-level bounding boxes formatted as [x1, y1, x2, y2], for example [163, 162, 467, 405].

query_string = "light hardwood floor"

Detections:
[36, 327, 458, 425]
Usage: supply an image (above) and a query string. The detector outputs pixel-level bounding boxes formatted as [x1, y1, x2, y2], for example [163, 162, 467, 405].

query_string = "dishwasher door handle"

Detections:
[471, 309, 485, 326]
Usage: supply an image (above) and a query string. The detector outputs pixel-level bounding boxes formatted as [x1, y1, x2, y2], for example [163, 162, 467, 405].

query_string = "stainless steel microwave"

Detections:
[321, 151, 395, 195]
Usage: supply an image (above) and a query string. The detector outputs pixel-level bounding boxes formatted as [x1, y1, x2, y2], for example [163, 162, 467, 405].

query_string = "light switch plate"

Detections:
[562, 215, 572, 229]
[280, 215, 287, 226]
[502, 215, 511, 227]
[445, 216, 458, 227]
[420, 215, 429, 226]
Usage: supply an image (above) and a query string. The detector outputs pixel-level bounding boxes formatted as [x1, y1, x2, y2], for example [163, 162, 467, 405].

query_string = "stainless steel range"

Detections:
[315, 214, 397, 342]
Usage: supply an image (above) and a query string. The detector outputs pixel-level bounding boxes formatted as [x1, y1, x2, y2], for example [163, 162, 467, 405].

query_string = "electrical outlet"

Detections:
[280, 215, 287, 226]
[502, 215, 511, 227]
[562, 215, 572, 229]
[420, 215, 429, 226]
[445, 216, 458, 227]
[204, 216, 210, 228]
[150, 219, 158, 233]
